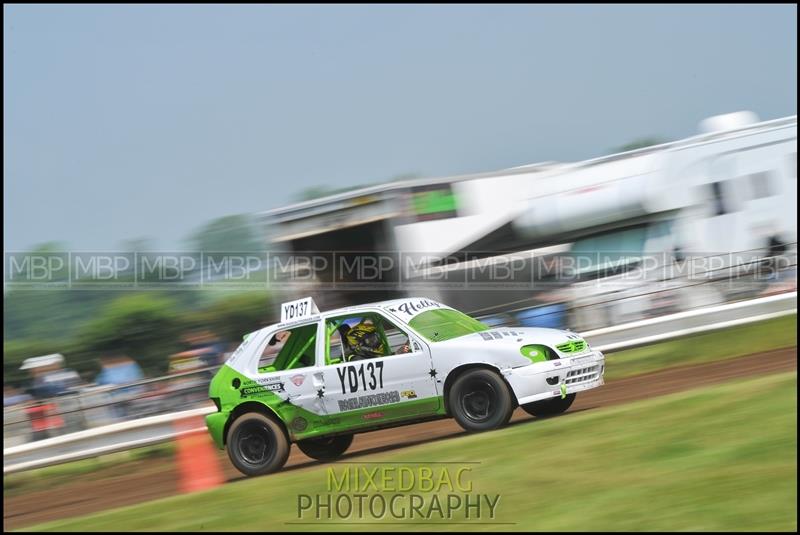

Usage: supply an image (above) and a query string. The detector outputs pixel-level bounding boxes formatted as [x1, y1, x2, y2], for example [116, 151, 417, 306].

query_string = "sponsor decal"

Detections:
[238, 378, 284, 398]
[240, 386, 268, 398]
[253, 377, 285, 390]
[391, 299, 442, 318]
[362, 411, 384, 420]
[291, 417, 308, 432]
[491, 332, 503, 340]
[338, 390, 401, 412]
[553, 361, 562, 367]
[400, 390, 417, 399]
[291, 374, 306, 387]
[479, 332, 493, 341]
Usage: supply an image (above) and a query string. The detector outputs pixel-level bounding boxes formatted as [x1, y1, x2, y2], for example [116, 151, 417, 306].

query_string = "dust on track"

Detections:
[4, 347, 796, 530]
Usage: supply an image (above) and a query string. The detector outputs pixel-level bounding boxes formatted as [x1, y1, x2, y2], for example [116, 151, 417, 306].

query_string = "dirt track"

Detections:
[4, 347, 797, 530]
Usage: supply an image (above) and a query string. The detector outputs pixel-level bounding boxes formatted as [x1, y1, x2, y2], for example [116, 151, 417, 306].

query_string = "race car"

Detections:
[205, 296, 605, 476]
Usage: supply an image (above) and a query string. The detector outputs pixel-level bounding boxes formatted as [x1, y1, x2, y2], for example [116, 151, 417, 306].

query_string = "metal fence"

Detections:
[3, 366, 217, 449]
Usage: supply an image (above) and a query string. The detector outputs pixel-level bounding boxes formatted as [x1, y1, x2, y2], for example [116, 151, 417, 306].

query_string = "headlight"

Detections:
[519, 344, 554, 363]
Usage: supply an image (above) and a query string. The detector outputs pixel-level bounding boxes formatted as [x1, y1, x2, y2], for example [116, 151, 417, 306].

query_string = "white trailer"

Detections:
[395, 112, 796, 261]
[261, 112, 796, 320]
[396, 112, 796, 316]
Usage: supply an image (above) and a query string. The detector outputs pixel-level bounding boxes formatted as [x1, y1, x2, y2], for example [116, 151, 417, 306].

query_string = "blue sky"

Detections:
[4, 4, 797, 251]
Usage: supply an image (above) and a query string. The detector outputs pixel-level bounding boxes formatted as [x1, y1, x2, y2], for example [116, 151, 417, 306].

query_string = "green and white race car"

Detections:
[206, 297, 605, 476]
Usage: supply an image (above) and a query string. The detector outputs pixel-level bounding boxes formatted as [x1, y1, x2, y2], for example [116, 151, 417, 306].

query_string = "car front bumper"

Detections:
[508, 350, 606, 405]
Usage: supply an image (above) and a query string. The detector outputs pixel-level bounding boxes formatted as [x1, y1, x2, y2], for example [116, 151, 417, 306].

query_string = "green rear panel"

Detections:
[207, 364, 445, 448]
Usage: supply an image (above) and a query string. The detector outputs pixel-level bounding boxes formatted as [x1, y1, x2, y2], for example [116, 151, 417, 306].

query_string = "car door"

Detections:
[318, 310, 440, 429]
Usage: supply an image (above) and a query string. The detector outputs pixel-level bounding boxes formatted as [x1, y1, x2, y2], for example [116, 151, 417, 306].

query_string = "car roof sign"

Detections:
[280, 297, 320, 323]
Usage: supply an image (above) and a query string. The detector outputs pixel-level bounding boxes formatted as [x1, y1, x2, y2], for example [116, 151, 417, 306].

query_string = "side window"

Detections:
[709, 181, 728, 215]
[325, 313, 414, 364]
[258, 330, 289, 369]
[748, 171, 774, 199]
[380, 316, 417, 355]
[327, 327, 345, 365]
[257, 323, 318, 372]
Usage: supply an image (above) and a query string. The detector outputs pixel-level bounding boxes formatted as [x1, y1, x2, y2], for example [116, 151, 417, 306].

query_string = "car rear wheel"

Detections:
[297, 433, 354, 461]
[522, 393, 576, 418]
[449, 368, 514, 432]
[226, 412, 289, 477]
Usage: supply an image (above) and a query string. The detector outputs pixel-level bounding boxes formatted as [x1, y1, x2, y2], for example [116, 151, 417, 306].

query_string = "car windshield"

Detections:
[408, 309, 489, 342]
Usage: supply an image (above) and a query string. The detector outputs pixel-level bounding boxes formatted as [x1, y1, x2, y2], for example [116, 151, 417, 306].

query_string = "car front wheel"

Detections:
[226, 412, 289, 477]
[297, 433, 354, 461]
[449, 368, 515, 432]
[521, 393, 576, 418]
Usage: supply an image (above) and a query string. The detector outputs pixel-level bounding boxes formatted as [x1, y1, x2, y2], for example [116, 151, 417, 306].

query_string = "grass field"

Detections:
[605, 313, 796, 380]
[22, 371, 797, 532]
[3, 442, 175, 497]
[4, 314, 796, 497]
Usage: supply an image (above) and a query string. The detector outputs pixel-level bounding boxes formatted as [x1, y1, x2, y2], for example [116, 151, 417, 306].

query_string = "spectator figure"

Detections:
[96, 354, 145, 418]
[768, 235, 789, 258]
[758, 234, 791, 287]
[758, 235, 796, 296]
[21, 354, 82, 400]
[167, 330, 224, 408]
[19, 354, 79, 439]
[96, 354, 145, 388]
[177, 330, 225, 369]
[3, 384, 32, 407]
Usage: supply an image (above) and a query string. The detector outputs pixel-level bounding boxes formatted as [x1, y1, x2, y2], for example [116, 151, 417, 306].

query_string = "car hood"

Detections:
[433, 327, 581, 350]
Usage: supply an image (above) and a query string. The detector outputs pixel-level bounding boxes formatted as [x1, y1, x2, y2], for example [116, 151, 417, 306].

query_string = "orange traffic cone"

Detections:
[174, 415, 224, 493]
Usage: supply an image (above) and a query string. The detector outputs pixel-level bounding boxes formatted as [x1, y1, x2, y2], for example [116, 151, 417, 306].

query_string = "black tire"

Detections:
[226, 412, 289, 477]
[297, 433, 354, 461]
[522, 393, 576, 418]
[449, 368, 515, 432]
